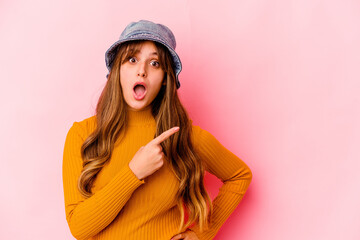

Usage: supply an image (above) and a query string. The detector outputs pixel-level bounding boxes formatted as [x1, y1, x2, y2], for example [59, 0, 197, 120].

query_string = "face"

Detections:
[120, 41, 165, 111]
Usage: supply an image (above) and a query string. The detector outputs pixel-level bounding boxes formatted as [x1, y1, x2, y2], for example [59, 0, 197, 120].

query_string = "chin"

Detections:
[127, 102, 150, 111]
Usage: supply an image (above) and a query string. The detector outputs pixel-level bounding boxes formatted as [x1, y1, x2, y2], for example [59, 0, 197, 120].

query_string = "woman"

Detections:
[63, 20, 252, 240]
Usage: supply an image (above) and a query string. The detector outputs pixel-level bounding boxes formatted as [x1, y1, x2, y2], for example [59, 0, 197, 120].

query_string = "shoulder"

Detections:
[190, 120, 231, 157]
[190, 120, 217, 147]
[67, 115, 97, 140]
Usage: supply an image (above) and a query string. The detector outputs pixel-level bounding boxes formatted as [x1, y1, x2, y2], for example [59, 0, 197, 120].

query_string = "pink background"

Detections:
[1, 0, 359, 239]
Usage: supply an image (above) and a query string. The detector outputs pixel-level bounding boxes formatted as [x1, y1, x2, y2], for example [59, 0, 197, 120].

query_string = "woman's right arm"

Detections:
[62, 122, 145, 240]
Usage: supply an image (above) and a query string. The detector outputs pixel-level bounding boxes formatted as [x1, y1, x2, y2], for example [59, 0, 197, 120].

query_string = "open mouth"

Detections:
[133, 82, 147, 100]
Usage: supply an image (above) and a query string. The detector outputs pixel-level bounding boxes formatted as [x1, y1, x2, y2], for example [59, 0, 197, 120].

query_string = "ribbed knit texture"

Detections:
[62, 107, 252, 240]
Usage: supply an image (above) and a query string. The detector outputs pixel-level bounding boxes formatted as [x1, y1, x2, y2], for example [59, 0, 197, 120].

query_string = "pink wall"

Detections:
[1, 0, 359, 239]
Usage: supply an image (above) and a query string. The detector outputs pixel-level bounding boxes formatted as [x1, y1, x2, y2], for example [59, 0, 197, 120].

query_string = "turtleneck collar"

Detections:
[126, 106, 155, 126]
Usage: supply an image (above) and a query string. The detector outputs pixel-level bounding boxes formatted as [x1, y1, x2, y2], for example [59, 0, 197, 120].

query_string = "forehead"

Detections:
[127, 40, 158, 54]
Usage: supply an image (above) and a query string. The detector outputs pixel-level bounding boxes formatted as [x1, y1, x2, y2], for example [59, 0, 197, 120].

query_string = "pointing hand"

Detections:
[129, 127, 179, 180]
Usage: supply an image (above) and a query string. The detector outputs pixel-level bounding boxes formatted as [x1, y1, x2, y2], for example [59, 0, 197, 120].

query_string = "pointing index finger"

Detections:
[151, 127, 180, 145]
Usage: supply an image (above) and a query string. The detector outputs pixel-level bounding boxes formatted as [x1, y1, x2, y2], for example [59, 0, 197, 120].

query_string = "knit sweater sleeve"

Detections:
[62, 122, 145, 240]
[189, 125, 253, 240]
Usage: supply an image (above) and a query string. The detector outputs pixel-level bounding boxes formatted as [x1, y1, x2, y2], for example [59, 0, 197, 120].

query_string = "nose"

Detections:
[137, 62, 147, 78]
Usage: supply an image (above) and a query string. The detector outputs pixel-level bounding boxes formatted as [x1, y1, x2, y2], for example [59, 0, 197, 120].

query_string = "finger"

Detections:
[151, 126, 179, 145]
[171, 233, 183, 240]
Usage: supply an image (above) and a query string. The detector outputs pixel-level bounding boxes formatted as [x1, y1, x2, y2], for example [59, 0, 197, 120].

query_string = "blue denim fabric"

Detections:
[105, 20, 182, 89]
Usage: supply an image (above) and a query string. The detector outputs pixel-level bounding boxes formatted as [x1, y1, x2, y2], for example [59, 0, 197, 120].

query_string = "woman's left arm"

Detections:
[189, 125, 253, 240]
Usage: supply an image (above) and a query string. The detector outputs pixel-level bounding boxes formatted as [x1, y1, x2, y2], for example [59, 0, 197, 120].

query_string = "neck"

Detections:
[127, 106, 155, 126]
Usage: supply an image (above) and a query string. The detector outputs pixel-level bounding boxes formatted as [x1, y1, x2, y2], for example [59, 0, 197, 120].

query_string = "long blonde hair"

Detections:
[77, 40, 213, 233]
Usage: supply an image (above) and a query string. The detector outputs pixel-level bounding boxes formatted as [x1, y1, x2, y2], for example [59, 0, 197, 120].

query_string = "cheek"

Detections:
[151, 72, 165, 91]
[155, 71, 165, 85]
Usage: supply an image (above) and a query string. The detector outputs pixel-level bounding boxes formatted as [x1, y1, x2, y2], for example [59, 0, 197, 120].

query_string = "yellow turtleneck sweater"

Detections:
[62, 107, 252, 240]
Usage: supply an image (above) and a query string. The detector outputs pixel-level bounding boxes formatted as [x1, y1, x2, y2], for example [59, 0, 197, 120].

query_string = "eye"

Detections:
[128, 57, 137, 63]
[150, 60, 160, 67]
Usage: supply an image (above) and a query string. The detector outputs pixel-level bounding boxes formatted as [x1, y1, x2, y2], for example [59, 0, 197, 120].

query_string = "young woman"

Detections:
[63, 20, 252, 240]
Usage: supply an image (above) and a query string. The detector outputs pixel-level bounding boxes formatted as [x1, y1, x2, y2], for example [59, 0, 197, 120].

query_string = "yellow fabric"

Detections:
[62, 107, 252, 240]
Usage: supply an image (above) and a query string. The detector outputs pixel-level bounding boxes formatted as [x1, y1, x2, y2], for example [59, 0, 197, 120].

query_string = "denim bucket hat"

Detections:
[105, 20, 182, 89]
